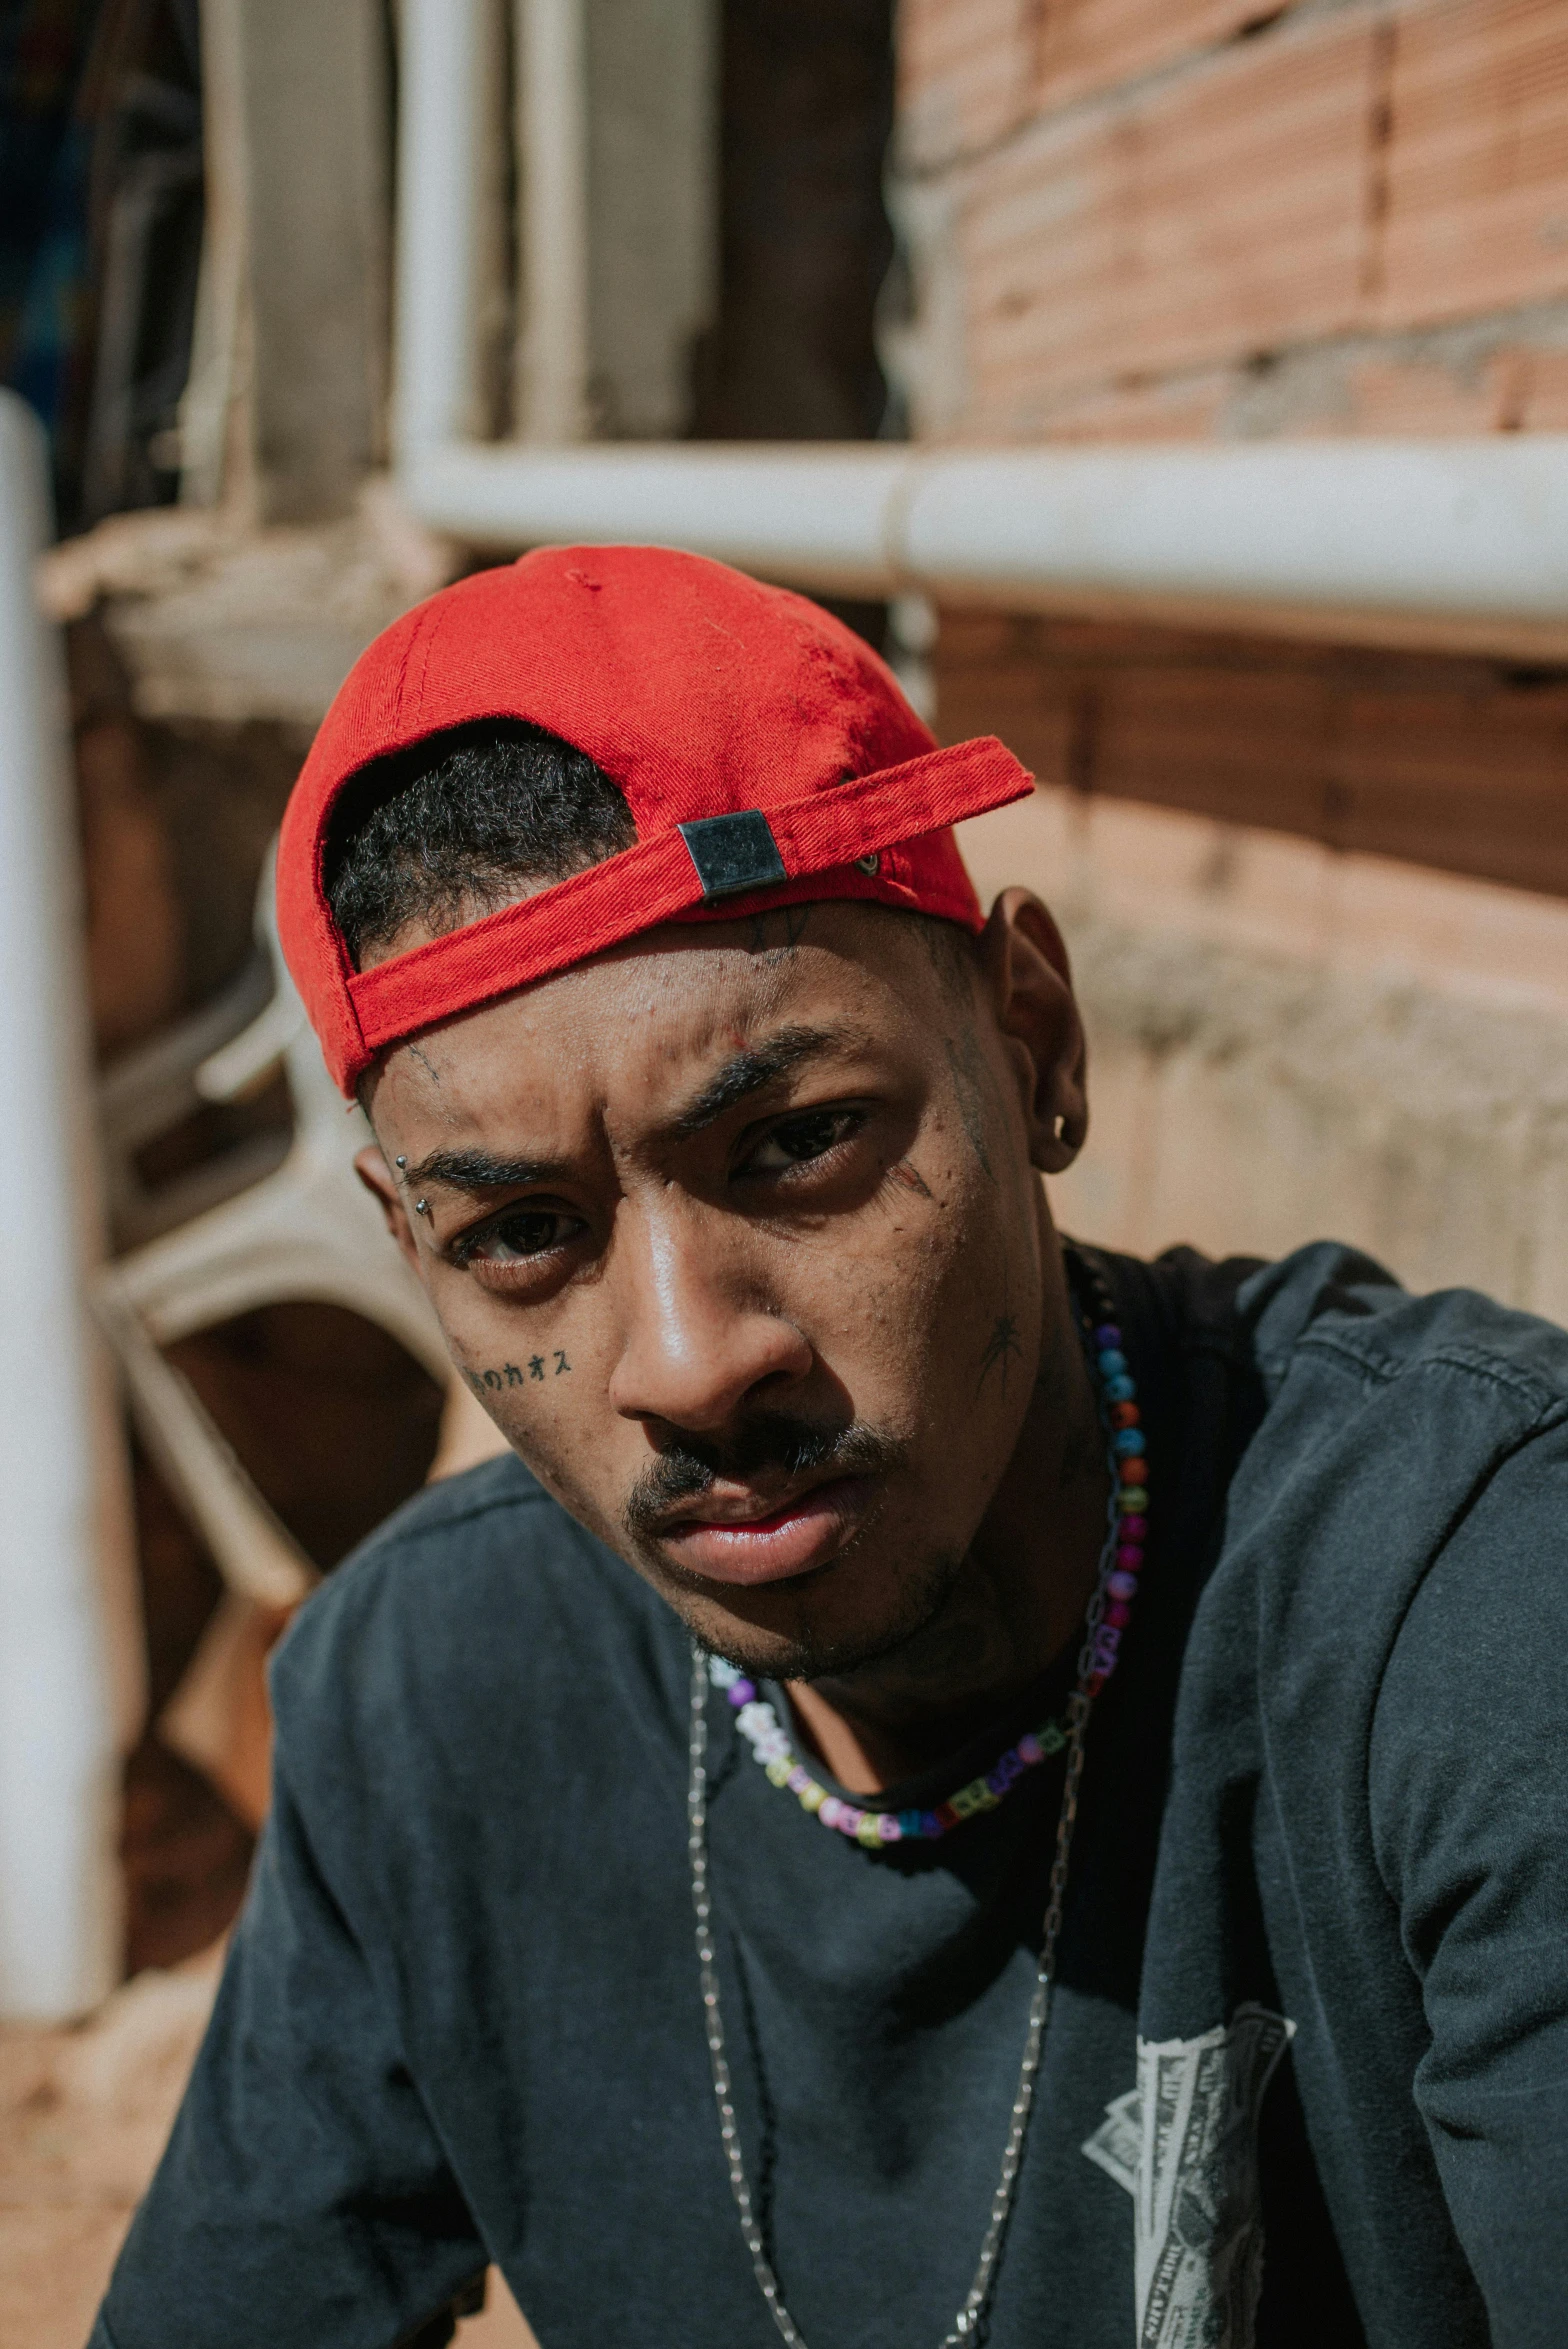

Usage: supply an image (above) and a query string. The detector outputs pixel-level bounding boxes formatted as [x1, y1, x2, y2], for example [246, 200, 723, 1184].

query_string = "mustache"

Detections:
[623, 1415, 904, 1542]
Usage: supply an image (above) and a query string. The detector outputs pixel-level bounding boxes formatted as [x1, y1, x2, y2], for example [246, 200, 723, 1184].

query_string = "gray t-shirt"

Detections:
[92, 1242, 1568, 2349]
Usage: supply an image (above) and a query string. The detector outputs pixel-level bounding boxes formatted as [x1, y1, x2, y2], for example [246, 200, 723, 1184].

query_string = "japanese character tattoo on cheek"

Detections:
[466, 1351, 572, 1401]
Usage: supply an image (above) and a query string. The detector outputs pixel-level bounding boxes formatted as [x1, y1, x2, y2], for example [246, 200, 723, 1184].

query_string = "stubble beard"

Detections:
[666, 1523, 974, 1687]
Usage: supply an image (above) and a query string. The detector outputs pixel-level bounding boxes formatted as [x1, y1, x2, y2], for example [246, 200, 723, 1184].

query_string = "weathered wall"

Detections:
[937, 609, 1568, 899]
[895, 0, 1568, 442]
[901, 0, 1568, 1299]
[584, 0, 718, 437]
[958, 787, 1568, 1321]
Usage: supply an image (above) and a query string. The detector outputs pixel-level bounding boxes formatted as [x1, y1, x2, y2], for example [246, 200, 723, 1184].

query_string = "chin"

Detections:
[674, 1543, 967, 1686]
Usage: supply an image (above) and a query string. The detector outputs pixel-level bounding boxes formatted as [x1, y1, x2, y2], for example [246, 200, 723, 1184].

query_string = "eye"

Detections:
[458, 1205, 585, 1265]
[740, 1107, 864, 1178]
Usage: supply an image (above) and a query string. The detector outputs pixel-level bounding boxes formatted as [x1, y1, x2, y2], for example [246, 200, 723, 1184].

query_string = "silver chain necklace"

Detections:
[687, 1655, 1092, 2346]
[685, 1289, 1124, 2348]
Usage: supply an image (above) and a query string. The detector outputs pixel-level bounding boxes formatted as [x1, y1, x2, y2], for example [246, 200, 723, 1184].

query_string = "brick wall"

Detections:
[895, 0, 1568, 896]
[936, 609, 1568, 894]
[896, 0, 1568, 443]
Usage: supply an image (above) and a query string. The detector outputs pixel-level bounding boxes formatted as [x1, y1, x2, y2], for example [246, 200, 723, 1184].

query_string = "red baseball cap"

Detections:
[277, 545, 1033, 1095]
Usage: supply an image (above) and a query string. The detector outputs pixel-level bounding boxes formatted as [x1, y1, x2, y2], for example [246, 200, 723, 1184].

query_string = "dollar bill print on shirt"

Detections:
[1082, 2004, 1296, 2349]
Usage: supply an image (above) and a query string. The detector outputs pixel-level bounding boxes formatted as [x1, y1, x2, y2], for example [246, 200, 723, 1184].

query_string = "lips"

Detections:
[656, 1473, 878, 1587]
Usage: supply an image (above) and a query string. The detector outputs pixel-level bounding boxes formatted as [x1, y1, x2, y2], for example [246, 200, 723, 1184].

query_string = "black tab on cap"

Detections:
[678, 810, 788, 899]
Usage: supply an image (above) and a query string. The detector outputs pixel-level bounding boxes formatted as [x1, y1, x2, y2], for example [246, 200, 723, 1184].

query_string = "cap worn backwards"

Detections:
[276, 544, 1035, 1095]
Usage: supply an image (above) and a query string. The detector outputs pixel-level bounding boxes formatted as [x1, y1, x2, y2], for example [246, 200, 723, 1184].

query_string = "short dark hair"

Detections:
[323, 721, 637, 967]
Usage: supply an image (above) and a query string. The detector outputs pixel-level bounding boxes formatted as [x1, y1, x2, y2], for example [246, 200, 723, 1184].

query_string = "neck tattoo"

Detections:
[687, 1243, 1144, 2347]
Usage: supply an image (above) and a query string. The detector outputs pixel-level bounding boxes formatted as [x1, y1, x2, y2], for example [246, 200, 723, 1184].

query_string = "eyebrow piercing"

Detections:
[395, 1156, 407, 1169]
[415, 1198, 431, 1217]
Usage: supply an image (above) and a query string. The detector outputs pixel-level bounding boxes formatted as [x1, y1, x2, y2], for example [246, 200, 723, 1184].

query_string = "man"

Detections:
[93, 547, 1567, 2349]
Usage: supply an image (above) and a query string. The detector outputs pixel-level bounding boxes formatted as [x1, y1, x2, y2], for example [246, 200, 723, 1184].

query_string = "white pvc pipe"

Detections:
[395, 0, 1568, 658]
[403, 439, 910, 588]
[0, 392, 130, 2019]
[516, 0, 590, 443]
[899, 441, 1568, 635]
[394, 0, 498, 455]
[401, 435, 1568, 640]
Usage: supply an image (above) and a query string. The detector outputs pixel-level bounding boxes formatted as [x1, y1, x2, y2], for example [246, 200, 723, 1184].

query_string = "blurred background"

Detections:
[2, 1, 1567, 2341]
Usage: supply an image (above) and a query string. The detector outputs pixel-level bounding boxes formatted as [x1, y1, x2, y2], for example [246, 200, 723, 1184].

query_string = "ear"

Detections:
[976, 888, 1089, 1175]
[354, 1143, 426, 1276]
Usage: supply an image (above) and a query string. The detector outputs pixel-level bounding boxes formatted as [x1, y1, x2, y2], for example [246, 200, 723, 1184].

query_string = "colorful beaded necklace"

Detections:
[706, 1247, 1148, 1845]
[687, 1243, 1146, 2349]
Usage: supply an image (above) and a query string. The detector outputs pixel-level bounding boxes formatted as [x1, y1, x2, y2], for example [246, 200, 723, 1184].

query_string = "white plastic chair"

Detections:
[97, 930, 282, 1250]
[93, 846, 452, 1612]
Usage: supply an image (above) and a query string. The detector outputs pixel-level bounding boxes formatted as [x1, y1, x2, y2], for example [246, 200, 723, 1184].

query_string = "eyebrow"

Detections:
[668, 1023, 860, 1139]
[396, 1148, 571, 1193]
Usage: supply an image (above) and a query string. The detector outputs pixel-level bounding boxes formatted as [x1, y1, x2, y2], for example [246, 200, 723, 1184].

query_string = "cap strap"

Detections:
[347, 736, 1032, 1058]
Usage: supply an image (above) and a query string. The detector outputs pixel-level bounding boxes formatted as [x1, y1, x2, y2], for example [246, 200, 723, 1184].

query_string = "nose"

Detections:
[606, 1200, 812, 1434]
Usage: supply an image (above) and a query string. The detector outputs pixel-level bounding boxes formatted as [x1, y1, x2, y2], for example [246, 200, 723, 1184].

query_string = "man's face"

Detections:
[361, 902, 1075, 1682]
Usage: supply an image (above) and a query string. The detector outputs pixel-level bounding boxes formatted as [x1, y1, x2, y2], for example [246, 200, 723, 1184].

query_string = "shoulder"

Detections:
[1177, 1243, 1568, 1754]
[1235, 1238, 1568, 1422]
[269, 1452, 676, 1766]
[275, 1451, 563, 1674]
[1371, 1406, 1568, 1886]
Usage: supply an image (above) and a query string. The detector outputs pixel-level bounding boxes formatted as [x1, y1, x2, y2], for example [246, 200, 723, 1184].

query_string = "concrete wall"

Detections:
[187, 0, 391, 523]
[584, 0, 718, 437]
[958, 786, 1568, 1320]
